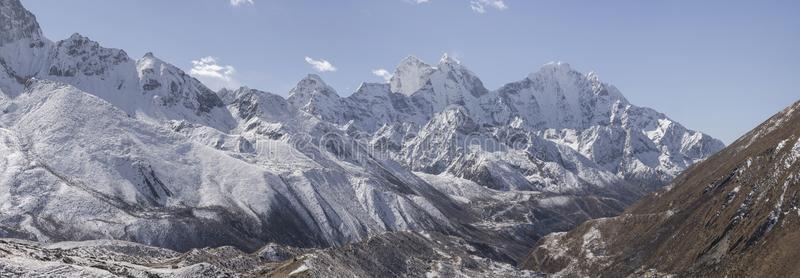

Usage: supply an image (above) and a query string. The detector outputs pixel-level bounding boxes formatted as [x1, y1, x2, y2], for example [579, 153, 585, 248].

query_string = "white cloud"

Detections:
[408, 0, 507, 14]
[372, 69, 392, 82]
[470, 0, 508, 13]
[230, 0, 254, 6]
[305, 57, 338, 72]
[190, 56, 240, 91]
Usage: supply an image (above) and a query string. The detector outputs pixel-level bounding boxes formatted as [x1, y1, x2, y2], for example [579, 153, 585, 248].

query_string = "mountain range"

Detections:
[0, 0, 728, 276]
[523, 99, 800, 277]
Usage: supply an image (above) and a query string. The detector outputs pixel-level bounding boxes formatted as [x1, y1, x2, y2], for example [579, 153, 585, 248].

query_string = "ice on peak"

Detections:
[438, 53, 460, 65]
[298, 74, 331, 90]
[390, 55, 436, 96]
[289, 74, 339, 98]
[140, 52, 175, 66]
[540, 61, 573, 72]
[137, 52, 184, 76]
[390, 53, 480, 97]
[587, 71, 600, 83]
[436, 53, 473, 75]
[527, 61, 583, 82]
[137, 52, 167, 70]
[398, 55, 429, 68]
[137, 53, 167, 74]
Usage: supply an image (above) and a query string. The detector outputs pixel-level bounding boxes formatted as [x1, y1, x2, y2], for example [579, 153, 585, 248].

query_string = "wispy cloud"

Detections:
[470, 0, 507, 13]
[190, 56, 240, 90]
[372, 69, 392, 82]
[408, 0, 507, 14]
[230, 0, 254, 6]
[305, 57, 338, 72]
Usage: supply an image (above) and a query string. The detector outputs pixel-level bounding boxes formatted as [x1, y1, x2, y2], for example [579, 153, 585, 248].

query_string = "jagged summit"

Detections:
[0, 0, 43, 45]
[66, 32, 86, 41]
[524, 100, 800, 276]
[289, 73, 339, 98]
[0, 1, 731, 275]
[398, 55, 428, 66]
[586, 70, 600, 82]
[540, 61, 572, 70]
[138, 51, 168, 64]
[390, 55, 436, 96]
[387, 53, 489, 116]
[299, 73, 328, 86]
[438, 53, 460, 65]
[527, 61, 580, 81]
[286, 73, 344, 122]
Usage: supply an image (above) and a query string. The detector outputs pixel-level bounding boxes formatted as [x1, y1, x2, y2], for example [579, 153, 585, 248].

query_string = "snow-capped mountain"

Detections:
[1, 0, 233, 131]
[0, 0, 724, 273]
[293, 55, 723, 191]
[523, 100, 800, 277]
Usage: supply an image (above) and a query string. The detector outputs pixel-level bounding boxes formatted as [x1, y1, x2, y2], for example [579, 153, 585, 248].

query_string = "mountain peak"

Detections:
[523, 100, 799, 276]
[137, 52, 166, 73]
[439, 53, 461, 64]
[438, 53, 460, 65]
[540, 61, 572, 72]
[235, 85, 252, 92]
[527, 61, 581, 81]
[289, 74, 339, 99]
[66, 32, 86, 41]
[587, 71, 600, 82]
[302, 73, 325, 84]
[57, 32, 130, 59]
[390, 55, 435, 96]
[398, 55, 427, 67]
[137, 52, 176, 74]
[0, 0, 44, 45]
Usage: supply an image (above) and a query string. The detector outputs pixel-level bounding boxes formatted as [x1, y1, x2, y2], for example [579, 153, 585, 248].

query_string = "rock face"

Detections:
[0, 0, 42, 46]
[0, 0, 724, 274]
[522, 100, 800, 277]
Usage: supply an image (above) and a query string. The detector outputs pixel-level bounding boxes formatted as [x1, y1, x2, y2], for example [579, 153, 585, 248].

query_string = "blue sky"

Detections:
[21, 0, 800, 144]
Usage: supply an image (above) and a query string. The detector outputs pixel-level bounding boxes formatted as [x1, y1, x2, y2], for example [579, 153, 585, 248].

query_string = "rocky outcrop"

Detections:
[523, 100, 800, 277]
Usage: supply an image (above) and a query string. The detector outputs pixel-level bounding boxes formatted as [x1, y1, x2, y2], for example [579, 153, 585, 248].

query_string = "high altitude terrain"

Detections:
[0, 0, 724, 276]
[524, 100, 800, 277]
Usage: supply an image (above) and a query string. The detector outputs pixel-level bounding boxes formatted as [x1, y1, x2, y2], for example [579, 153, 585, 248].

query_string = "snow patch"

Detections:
[289, 264, 310, 276]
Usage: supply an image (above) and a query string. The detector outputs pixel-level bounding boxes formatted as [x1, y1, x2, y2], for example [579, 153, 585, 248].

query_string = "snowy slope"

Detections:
[0, 80, 475, 253]
[523, 100, 800, 277]
[0, 0, 233, 131]
[291, 55, 723, 191]
[0, 0, 724, 272]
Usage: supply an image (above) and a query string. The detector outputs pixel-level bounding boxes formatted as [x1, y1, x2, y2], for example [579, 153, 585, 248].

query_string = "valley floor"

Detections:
[0, 231, 543, 277]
